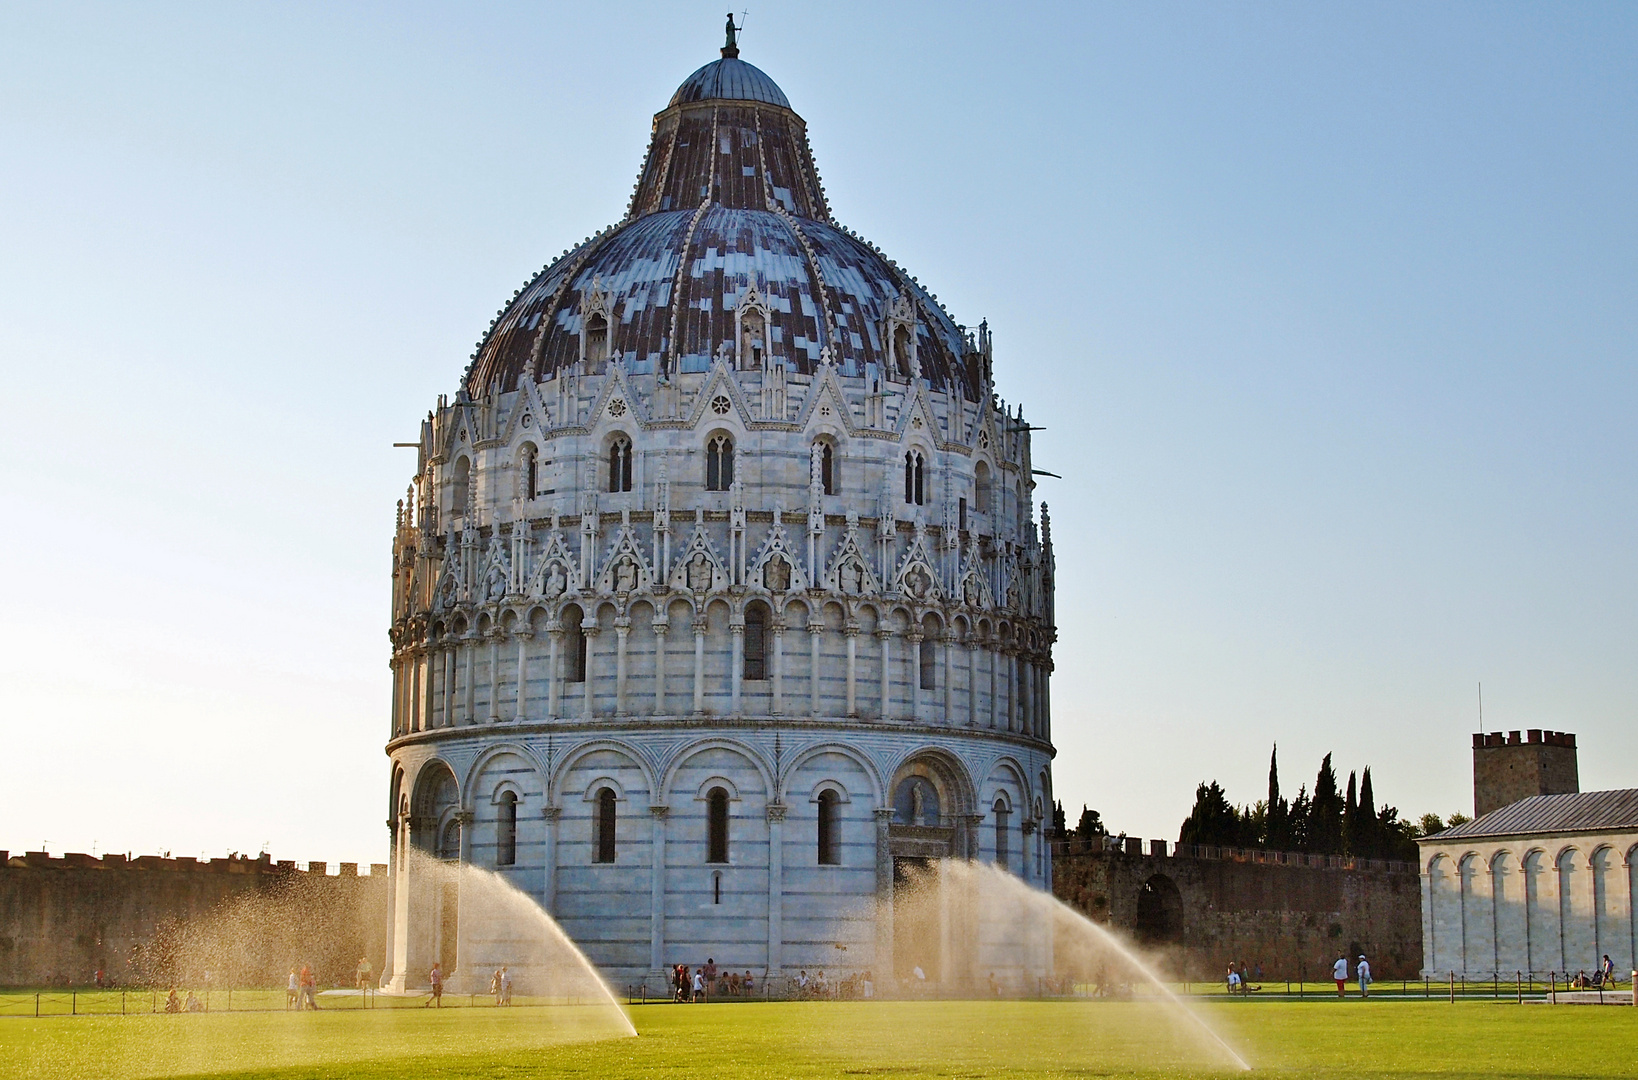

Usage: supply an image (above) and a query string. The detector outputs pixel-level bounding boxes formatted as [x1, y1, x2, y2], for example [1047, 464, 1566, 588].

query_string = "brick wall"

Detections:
[0, 852, 388, 988]
[1051, 839, 1423, 979]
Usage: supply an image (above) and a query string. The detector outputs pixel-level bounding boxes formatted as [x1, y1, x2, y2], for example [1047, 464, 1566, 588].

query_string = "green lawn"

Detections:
[0, 997, 1632, 1080]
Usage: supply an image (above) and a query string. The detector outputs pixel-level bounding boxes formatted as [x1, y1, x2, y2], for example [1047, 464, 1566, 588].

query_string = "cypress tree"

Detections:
[1309, 754, 1344, 855]
[1344, 770, 1360, 854]
[1265, 744, 1291, 850]
[1358, 767, 1379, 857]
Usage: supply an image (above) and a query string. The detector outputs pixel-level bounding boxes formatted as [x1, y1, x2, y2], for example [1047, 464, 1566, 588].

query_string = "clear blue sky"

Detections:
[2, 2, 1633, 864]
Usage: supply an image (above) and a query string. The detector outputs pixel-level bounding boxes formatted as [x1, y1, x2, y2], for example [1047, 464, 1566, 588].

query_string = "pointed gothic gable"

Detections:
[498, 377, 552, 444]
[747, 509, 810, 595]
[594, 523, 655, 596]
[822, 519, 880, 596]
[585, 362, 649, 429]
[685, 357, 754, 429]
[893, 381, 945, 445]
[526, 527, 579, 600]
[432, 542, 465, 611]
[667, 521, 730, 594]
[792, 359, 860, 433]
[477, 534, 513, 603]
[891, 530, 943, 603]
[956, 540, 994, 609]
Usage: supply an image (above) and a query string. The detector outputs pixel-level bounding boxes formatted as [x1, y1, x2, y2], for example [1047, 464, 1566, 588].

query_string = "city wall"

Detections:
[0, 852, 388, 988]
[1052, 838, 1423, 979]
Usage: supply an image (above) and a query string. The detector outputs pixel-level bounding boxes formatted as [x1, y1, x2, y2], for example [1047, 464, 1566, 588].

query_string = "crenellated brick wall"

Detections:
[0, 852, 388, 988]
[1051, 839, 1423, 979]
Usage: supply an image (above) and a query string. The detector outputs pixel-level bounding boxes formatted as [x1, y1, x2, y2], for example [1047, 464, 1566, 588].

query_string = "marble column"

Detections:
[614, 616, 630, 716]
[487, 630, 502, 723]
[649, 805, 669, 971]
[844, 622, 859, 716]
[390, 657, 403, 737]
[513, 628, 531, 721]
[653, 620, 669, 714]
[541, 807, 561, 915]
[875, 807, 895, 975]
[692, 617, 707, 714]
[808, 622, 823, 716]
[582, 626, 599, 720]
[966, 636, 977, 726]
[941, 633, 953, 723]
[988, 641, 998, 730]
[767, 802, 786, 975]
[906, 631, 924, 723]
[547, 627, 562, 720]
[443, 646, 457, 728]
[771, 624, 785, 715]
[730, 623, 744, 714]
[877, 629, 892, 720]
[463, 635, 477, 724]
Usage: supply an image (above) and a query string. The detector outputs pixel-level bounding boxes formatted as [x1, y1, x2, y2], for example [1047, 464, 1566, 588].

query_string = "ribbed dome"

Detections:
[669, 57, 791, 109]
[464, 52, 984, 403]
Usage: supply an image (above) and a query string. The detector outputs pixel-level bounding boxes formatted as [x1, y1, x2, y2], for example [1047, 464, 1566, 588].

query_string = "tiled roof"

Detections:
[1425, 789, 1638, 842]
[465, 53, 981, 400]
[670, 58, 791, 109]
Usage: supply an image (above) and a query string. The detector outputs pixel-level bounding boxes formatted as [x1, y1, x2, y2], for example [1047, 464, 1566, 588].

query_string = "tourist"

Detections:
[1226, 966, 1241, 995]
[95, 969, 106, 989]
[286, 969, 299, 1010]
[743, 971, 755, 996]
[691, 967, 704, 1002]
[426, 962, 443, 1007]
[185, 991, 202, 1013]
[300, 964, 320, 1010]
[356, 956, 373, 991]
[797, 969, 809, 996]
[490, 968, 502, 1004]
[861, 971, 873, 999]
[165, 989, 181, 1014]
[500, 966, 513, 1005]
[1601, 955, 1615, 986]
[1331, 955, 1348, 998]
[988, 971, 1000, 997]
[1356, 955, 1371, 999]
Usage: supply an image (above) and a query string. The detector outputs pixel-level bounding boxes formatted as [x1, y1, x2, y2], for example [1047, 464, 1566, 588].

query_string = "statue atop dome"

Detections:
[722, 12, 743, 58]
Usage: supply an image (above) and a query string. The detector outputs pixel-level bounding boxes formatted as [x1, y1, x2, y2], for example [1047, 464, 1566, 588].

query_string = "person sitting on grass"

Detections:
[743, 971, 754, 996]
[185, 991, 202, 1013]
[165, 989, 181, 1014]
[1226, 966, 1241, 995]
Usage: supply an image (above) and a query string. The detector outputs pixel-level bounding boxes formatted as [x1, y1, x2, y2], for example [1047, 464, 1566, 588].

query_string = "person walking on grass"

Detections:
[1332, 955, 1348, 998]
[1356, 955, 1371, 998]
[286, 969, 299, 1010]
[299, 964, 320, 1010]
[426, 962, 443, 1007]
[500, 966, 513, 1006]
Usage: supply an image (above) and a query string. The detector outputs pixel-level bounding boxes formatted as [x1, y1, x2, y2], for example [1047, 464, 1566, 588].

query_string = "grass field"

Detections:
[1, 996, 1633, 1080]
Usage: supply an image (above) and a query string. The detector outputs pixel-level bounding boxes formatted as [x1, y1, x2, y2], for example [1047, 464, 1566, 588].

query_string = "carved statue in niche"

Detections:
[543, 562, 568, 599]
[686, 552, 713, 592]
[764, 556, 790, 593]
[439, 573, 459, 607]
[963, 575, 979, 607]
[903, 566, 930, 600]
[841, 559, 865, 596]
[911, 783, 926, 826]
[614, 557, 637, 594]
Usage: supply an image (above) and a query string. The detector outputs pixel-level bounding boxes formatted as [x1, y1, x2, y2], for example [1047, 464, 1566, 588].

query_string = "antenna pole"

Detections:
[1478, 681, 1483, 729]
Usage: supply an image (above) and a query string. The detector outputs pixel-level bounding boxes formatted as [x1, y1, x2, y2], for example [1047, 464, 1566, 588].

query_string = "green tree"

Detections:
[1264, 745, 1293, 850]
[1308, 754, 1345, 855]
[1075, 805, 1105, 840]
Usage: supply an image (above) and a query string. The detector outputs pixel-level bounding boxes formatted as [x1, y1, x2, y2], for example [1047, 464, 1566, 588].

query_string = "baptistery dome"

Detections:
[384, 36, 1056, 995]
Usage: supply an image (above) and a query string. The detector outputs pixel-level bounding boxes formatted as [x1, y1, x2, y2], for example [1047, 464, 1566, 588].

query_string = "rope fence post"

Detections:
[1516, 971, 1522, 1004]
[35, 993, 39, 1018]
[72, 990, 76, 1016]
[1448, 971, 1454, 1003]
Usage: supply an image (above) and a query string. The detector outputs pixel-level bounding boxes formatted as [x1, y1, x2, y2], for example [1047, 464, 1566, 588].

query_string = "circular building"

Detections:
[383, 36, 1057, 992]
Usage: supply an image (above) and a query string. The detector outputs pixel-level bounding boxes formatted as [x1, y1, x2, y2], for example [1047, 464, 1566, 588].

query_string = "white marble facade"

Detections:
[381, 48, 1056, 991]
[1420, 828, 1637, 980]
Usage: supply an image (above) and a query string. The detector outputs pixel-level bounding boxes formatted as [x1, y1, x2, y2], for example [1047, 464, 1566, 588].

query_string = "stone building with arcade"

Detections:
[382, 34, 1056, 991]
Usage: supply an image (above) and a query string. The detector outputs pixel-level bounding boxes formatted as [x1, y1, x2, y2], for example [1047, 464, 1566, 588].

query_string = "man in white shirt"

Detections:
[1356, 955, 1371, 999]
[1332, 955, 1349, 998]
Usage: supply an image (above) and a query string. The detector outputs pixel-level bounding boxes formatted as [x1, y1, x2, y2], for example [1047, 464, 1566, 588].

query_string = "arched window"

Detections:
[594, 787, 617, 864]
[904, 451, 924, 505]
[439, 819, 461, 862]
[712, 870, 724, 905]
[743, 605, 767, 681]
[585, 312, 609, 364]
[817, 790, 841, 865]
[706, 435, 734, 491]
[497, 791, 517, 866]
[452, 456, 471, 519]
[994, 799, 1010, 870]
[707, 786, 729, 864]
[518, 444, 538, 501]
[563, 606, 586, 683]
[820, 442, 838, 495]
[607, 437, 633, 493]
[919, 634, 936, 691]
[974, 461, 991, 514]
